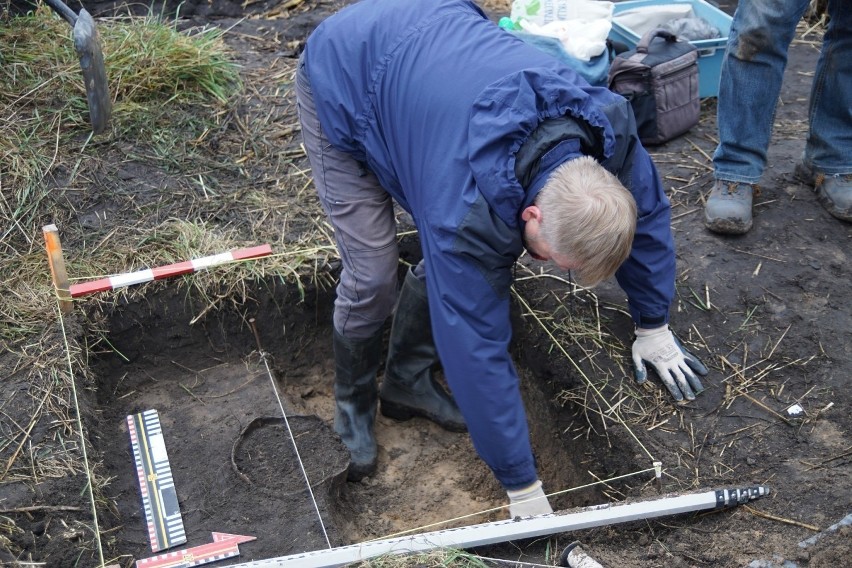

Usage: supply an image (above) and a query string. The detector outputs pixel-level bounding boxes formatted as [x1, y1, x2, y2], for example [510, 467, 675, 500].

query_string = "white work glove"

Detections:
[507, 479, 553, 518]
[632, 325, 708, 402]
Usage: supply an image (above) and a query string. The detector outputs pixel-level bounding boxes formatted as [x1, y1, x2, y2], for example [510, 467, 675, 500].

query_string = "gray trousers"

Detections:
[296, 56, 410, 340]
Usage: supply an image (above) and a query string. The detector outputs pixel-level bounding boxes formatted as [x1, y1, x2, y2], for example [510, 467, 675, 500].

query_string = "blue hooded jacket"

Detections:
[305, 0, 675, 489]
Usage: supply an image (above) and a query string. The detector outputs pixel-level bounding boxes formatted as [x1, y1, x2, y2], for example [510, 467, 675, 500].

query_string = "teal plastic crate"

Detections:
[610, 0, 732, 97]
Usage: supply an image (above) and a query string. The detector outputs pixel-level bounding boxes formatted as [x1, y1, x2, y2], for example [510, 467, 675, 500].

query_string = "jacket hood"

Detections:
[468, 67, 617, 230]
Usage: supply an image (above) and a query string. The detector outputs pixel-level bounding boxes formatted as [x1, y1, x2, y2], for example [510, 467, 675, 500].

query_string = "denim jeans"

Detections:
[295, 55, 401, 340]
[713, 0, 852, 183]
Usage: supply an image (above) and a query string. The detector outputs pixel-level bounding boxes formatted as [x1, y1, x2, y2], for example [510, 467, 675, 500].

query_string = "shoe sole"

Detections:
[379, 397, 467, 433]
[704, 216, 752, 235]
[814, 191, 852, 222]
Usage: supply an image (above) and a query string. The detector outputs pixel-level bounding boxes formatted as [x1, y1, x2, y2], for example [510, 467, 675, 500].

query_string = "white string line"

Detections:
[512, 289, 656, 463]
[255, 337, 332, 549]
[57, 305, 106, 568]
[367, 467, 656, 543]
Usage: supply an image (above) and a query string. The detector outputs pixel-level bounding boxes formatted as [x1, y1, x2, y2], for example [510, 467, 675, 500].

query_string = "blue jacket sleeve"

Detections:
[614, 145, 676, 327]
[417, 199, 539, 490]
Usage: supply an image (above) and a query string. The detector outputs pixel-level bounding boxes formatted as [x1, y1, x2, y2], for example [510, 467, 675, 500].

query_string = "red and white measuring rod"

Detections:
[69, 244, 272, 298]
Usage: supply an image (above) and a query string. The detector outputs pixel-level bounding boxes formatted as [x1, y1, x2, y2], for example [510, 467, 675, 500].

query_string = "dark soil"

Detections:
[1, 1, 850, 568]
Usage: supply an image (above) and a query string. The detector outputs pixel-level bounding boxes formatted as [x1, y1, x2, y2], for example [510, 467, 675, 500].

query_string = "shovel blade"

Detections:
[73, 9, 111, 134]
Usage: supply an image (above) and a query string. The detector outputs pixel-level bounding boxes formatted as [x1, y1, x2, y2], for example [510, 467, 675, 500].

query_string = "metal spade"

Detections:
[44, 0, 111, 134]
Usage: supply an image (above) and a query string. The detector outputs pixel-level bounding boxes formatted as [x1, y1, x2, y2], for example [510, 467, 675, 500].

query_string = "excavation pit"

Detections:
[86, 273, 639, 563]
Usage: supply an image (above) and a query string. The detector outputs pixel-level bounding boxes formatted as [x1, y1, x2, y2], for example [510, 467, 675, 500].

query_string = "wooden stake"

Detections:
[43, 224, 72, 313]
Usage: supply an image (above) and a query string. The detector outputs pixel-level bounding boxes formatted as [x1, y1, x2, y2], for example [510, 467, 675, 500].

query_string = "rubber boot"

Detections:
[333, 327, 383, 481]
[704, 180, 755, 234]
[379, 268, 467, 433]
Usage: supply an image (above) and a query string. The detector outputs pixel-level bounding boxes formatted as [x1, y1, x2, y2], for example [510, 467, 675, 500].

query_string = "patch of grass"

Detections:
[105, 15, 240, 104]
[103, 11, 242, 164]
[357, 549, 491, 568]
[1, 7, 330, 345]
[0, 5, 241, 246]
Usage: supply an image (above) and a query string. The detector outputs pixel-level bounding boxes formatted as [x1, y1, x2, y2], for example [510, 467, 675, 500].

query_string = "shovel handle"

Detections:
[44, 0, 78, 26]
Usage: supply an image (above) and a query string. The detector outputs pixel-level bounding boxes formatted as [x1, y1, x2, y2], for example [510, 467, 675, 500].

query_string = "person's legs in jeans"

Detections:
[706, 0, 811, 233]
[295, 56, 399, 479]
[796, 0, 852, 221]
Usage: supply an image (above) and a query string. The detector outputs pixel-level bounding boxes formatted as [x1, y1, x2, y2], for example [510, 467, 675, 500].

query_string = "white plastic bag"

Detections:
[519, 19, 612, 61]
[510, 0, 614, 61]
[510, 0, 614, 26]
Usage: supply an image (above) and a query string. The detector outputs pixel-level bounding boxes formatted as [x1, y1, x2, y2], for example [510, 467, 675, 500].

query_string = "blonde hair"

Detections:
[536, 156, 637, 285]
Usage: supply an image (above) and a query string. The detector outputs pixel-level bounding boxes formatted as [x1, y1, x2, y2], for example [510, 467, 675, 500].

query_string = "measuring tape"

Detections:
[226, 486, 769, 568]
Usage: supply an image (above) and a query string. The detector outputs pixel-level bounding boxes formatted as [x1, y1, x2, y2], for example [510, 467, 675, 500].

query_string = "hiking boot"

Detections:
[332, 327, 383, 481]
[794, 162, 852, 222]
[380, 268, 467, 433]
[704, 180, 755, 234]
